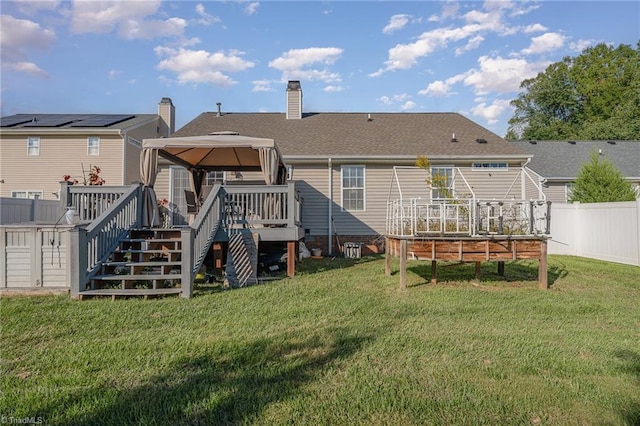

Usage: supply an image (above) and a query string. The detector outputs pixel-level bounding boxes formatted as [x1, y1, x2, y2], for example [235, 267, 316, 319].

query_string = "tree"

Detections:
[569, 152, 637, 203]
[506, 43, 640, 140]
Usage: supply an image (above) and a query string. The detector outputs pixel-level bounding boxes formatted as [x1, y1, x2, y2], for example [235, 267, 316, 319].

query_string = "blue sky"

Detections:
[1, 1, 638, 137]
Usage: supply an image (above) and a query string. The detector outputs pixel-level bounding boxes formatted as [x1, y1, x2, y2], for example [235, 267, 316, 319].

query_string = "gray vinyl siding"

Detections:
[544, 183, 570, 203]
[154, 164, 172, 201]
[459, 165, 524, 199]
[522, 168, 545, 200]
[124, 137, 142, 184]
[290, 164, 329, 236]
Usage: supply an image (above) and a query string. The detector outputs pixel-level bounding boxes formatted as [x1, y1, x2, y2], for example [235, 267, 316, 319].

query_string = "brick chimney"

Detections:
[158, 97, 175, 137]
[286, 80, 302, 120]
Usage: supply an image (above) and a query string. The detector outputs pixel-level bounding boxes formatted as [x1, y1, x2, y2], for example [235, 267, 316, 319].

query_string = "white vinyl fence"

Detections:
[0, 198, 62, 225]
[549, 200, 640, 266]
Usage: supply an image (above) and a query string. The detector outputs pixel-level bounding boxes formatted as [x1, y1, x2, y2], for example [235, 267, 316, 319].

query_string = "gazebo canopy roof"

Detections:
[142, 132, 286, 171]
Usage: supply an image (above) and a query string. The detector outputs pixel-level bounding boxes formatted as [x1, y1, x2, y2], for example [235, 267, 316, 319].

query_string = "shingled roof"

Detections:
[173, 112, 528, 160]
[512, 140, 640, 180]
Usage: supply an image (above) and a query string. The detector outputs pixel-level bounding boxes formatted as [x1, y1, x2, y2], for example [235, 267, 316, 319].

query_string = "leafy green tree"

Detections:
[569, 152, 637, 203]
[507, 43, 640, 140]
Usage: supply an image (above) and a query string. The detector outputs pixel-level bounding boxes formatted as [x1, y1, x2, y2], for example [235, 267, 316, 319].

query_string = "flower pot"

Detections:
[311, 248, 322, 257]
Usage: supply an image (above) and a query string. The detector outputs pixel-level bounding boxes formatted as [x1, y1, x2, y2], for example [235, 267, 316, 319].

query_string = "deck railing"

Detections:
[387, 198, 551, 237]
[69, 183, 142, 297]
[223, 183, 302, 230]
[60, 182, 133, 221]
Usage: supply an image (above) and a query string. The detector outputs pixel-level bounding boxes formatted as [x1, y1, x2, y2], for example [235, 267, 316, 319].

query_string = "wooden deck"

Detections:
[385, 235, 549, 289]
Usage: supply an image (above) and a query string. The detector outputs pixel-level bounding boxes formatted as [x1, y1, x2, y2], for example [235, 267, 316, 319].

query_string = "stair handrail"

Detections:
[69, 183, 142, 298]
[180, 184, 224, 298]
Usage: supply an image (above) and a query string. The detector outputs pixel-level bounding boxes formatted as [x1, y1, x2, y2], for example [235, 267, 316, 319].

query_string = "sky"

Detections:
[1, 1, 639, 137]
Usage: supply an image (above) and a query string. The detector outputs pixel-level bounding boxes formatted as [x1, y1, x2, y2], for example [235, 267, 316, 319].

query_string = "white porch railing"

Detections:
[224, 183, 302, 229]
[387, 198, 551, 237]
[60, 182, 133, 221]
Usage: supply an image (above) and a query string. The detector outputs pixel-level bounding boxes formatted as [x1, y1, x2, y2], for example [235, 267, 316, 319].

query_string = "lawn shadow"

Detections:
[407, 259, 568, 288]
[295, 254, 383, 275]
[613, 349, 640, 424]
[34, 327, 372, 425]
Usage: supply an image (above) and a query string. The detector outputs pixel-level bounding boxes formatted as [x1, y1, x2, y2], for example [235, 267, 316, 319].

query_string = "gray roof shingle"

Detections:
[173, 112, 528, 159]
[512, 140, 640, 179]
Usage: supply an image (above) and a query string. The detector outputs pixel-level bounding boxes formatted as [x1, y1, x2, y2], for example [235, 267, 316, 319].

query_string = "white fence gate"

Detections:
[549, 200, 640, 266]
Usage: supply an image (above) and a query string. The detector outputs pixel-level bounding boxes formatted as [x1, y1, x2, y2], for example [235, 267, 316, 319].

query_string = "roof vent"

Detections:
[476, 138, 487, 144]
[451, 133, 458, 143]
[568, 140, 576, 145]
[216, 102, 222, 117]
[210, 131, 239, 136]
[367, 113, 372, 121]
[528, 140, 537, 144]
[607, 140, 616, 145]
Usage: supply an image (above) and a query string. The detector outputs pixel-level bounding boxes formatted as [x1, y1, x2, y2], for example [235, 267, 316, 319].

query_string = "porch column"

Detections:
[384, 237, 391, 276]
[181, 227, 194, 298]
[69, 226, 88, 299]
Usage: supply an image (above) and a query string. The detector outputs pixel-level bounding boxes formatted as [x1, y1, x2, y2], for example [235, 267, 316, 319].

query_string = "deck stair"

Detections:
[81, 229, 184, 300]
[225, 229, 258, 288]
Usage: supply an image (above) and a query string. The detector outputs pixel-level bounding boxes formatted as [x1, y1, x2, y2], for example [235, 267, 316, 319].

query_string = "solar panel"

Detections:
[0, 115, 34, 127]
[22, 115, 78, 127]
[70, 114, 135, 127]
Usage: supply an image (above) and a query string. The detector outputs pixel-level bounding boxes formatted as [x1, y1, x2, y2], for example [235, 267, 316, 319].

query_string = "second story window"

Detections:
[87, 137, 100, 156]
[27, 137, 40, 156]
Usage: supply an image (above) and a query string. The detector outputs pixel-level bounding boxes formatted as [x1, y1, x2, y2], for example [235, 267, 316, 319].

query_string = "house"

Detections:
[511, 140, 640, 203]
[0, 98, 175, 201]
[155, 81, 535, 255]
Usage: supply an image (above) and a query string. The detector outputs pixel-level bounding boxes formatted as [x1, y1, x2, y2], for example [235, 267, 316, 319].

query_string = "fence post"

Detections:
[287, 183, 296, 228]
[69, 226, 88, 299]
[59, 181, 72, 209]
[181, 227, 194, 298]
[0, 228, 6, 288]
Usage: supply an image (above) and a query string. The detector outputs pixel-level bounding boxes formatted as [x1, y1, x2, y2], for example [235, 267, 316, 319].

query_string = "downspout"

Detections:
[328, 158, 333, 256]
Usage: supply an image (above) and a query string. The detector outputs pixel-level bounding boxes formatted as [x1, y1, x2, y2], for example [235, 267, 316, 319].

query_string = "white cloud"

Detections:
[401, 101, 416, 111]
[455, 35, 484, 55]
[70, 0, 186, 39]
[6, 61, 48, 78]
[462, 55, 549, 94]
[13, 0, 61, 15]
[521, 32, 565, 55]
[419, 80, 451, 96]
[0, 15, 55, 77]
[378, 96, 393, 105]
[155, 47, 255, 86]
[269, 47, 343, 83]
[569, 39, 595, 52]
[245, 2, 260, 15]
[523, 23, 547, 33]
[377, 93, 412, 106]
[324, 85, 344, 92]
[252, 80, 274, 92]
[470, 98, 512, 124]
[383, 14, 411, 34]
[429, 0, 459, 22]
[194, 3, 221, 26]
[108, 69, 121, 79]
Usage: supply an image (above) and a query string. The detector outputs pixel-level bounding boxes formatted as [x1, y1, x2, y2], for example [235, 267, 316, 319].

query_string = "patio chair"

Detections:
[184, 190, 199, 214]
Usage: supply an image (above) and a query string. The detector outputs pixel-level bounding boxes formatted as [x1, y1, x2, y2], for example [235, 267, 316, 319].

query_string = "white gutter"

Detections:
[328, 157, 333, 256]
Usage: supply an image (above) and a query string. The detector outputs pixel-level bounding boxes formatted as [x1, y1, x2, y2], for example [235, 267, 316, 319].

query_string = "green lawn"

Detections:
[1, 255, 639, 425]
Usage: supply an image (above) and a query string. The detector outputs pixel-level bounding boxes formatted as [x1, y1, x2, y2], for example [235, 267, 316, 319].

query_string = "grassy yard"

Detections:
[1, 255, 639, 425]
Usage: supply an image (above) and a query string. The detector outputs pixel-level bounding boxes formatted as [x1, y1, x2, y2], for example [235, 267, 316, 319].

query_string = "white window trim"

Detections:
[27, 137, 40, 156]
[87, 136, 100, 156]
[472, 162, 508, 170]
[12, 190, 43, 199]
[341, 165, 366, 212]
[430, 165, 455, 200]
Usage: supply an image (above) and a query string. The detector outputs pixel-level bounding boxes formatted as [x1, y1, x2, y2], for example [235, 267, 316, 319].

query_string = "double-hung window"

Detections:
[430, 166, 454, 200]
[12, 190, 43, 199]
[87, 137, 100, 156]
[341, 165, 365, 211]
[27, 137, 40, 156]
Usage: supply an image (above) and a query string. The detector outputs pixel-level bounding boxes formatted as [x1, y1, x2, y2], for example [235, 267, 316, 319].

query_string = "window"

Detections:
[87, 137, 100, 156]
[205, 171, 225, 185]
[12, 190, 43, 199]
[341, 165, 365, 211]
[431, 166, 454, 199]
[472, 162, 508, 170]
[27, 137, 40, 156]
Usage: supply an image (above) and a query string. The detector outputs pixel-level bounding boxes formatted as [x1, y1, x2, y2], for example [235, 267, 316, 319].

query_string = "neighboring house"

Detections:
[0, 98, 175, 201]
[156, 81, 535, 254]
[512, 140, 640, 203]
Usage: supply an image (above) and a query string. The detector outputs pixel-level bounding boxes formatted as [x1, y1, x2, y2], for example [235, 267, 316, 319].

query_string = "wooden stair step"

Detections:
[78, 288, 182, 300]
[92, 274, 181, 281]
[102, 261, 181, 267]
